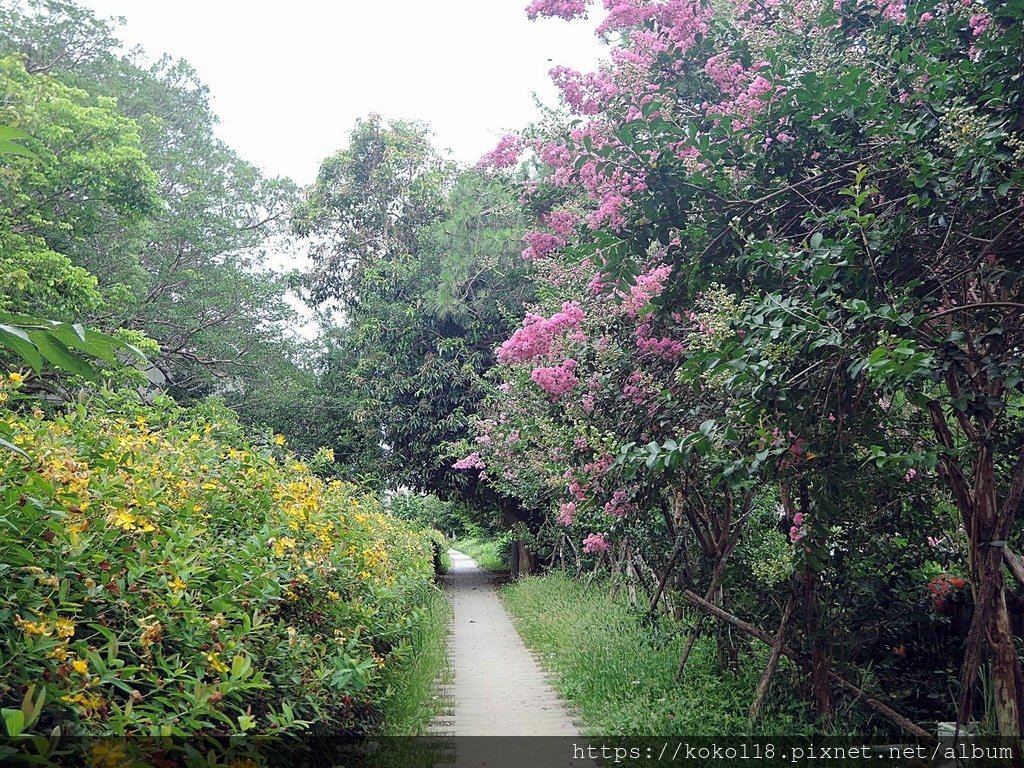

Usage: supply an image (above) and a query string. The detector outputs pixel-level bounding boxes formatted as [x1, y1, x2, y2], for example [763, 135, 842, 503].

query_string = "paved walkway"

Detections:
[436, 550, 579, 736]
[427, 550, 589, 767]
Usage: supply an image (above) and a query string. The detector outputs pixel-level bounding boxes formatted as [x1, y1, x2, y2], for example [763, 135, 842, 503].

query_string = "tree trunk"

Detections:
[931, 403, 1024, 737]
[499, 498, 536, 578]
[802, 566, 833, 719]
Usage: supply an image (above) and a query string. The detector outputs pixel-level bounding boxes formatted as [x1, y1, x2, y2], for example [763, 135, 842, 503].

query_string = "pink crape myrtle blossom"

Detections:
[789, 511, 805, 543]
[522, 231, 567, 260]
[635, 322, 685, 358]
[583, 532, 611, 553]
[551, 65, 620, 115]
[531, 359, 580, 400]
[596, 0, 712, 52]
[625, 263, 673, 316]
[968, 10, 991, 37]
[526, 0, 592, 20]
[497, 302, 586, 364]
[453, 452, 486, 471]
[478, 134, 524, 169]
[557, 501, 577, 525]
[604, 489, 637, 517]
[543, 210, 580, 237]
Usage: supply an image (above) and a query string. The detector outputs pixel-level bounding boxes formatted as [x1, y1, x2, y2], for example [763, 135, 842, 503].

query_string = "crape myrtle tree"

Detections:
[294, 118, 536, 497]
[463, 0, 1024, 735]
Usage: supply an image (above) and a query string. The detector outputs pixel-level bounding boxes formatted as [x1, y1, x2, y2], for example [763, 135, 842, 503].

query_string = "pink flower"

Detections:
[478, 134, 523, 169]
[543, 211, 579, 237]
[453, 452, 486, 470]
[583, 532, 610, 553]
[498, 302, 586, 364]
[531, 359, 580, 400]
[525, 0, 591, 21]
[522, 231, 566, 260]
[604, 490, 636, 517]
[625, 264, 673, 317]
[558, 502, 577, 526]
[747, 75, 773, 98]
[969, 12, 990, 37]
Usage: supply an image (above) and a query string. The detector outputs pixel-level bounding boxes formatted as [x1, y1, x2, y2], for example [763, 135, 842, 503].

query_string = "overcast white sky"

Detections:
[78, 0, 607, 186]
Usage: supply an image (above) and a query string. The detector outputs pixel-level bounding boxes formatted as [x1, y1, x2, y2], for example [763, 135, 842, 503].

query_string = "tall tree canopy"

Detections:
[295, 118, 537, 494]
[0, 0, 308, 424]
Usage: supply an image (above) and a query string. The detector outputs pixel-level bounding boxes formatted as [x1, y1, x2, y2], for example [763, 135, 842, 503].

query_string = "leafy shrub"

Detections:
[0, 382, 436, 765]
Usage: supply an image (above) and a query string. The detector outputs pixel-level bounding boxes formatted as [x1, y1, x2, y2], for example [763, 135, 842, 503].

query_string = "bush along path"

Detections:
[0, 385, 442, 767]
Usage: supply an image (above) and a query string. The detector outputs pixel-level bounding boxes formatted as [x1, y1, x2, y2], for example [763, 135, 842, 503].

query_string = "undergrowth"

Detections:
[378, 586, 452, 735]
[502, 571, 819, 737]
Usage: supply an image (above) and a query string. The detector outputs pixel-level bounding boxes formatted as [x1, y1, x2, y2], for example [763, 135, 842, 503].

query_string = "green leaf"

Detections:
[29, 331, 97, 380]
[0, 125, 35, 158]
[0, 324, 42, 371]
[3, 708, 25, 737]
[0, 437, 28, 459]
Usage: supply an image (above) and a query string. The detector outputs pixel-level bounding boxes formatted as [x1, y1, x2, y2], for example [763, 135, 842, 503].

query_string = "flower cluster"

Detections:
[497, 302, 586, 364]
[478, 133, 523, 169]
[531, 358, 580, 400]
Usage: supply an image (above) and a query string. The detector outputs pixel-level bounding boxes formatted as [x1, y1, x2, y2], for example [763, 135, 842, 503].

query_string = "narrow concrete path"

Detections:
[437, 550, 579, 737]
[425, 550, 594, 767]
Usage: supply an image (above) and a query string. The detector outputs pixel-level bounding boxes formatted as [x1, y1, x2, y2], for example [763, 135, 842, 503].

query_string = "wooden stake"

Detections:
[749, 593, 796, 725]
[680, 589, 936, 744]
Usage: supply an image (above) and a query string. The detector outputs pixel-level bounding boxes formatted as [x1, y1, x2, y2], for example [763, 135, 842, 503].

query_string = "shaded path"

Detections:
[432, 550, 580, 737]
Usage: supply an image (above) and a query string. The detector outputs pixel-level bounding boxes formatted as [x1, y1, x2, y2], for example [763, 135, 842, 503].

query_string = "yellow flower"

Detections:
[72, 658, 89, 675]
[108, 509, 138, 531]
[202, 651, 228, 675]
[54, 617, 75, 639]
[168, 576, 187, 593]
[138, 616, 162, 649]
[272, 536, 296, 558]
[272, 433, 287, 446]
[9, 371, 25, 384]
[14, 616, 51, 636]
[90, 739, 127, 767]
[62, 691, 104, 714]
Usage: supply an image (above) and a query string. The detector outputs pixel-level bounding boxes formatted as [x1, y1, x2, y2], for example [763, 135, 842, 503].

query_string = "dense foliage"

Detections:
[295, 119, 538, 497]
[458, 0, 1024, 737]
[0, 385, 438, 764]
[3, 0, 1023, 747]
[0, 0, 306, 420]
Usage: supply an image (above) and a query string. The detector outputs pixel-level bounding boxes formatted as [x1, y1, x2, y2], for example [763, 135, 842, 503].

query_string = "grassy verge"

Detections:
[378, 585, 453, 735]
[451, 534, 510, 572]
[502, 571, 816, 736]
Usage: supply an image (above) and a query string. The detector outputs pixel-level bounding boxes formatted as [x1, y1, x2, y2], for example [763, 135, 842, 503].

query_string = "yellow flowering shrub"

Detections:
[0, 384, 436, 766]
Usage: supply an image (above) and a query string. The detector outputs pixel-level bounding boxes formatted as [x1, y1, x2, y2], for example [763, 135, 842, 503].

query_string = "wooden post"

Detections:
[680, 589, 937, 743]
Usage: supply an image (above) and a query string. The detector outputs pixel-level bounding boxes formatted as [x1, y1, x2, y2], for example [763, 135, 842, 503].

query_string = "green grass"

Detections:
[501, 571, 817, 737]
[378, 586, 453, 735]
[451, 534, 510, 572]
